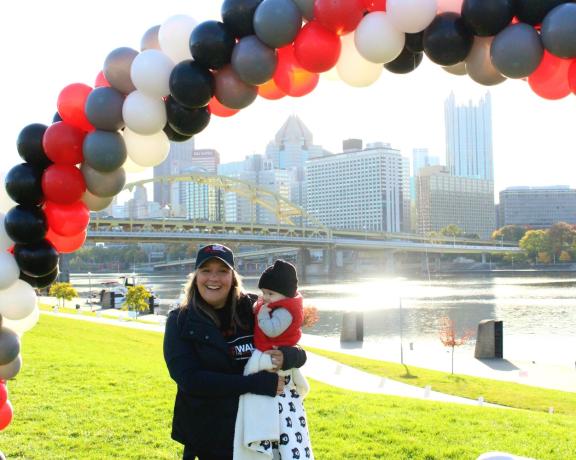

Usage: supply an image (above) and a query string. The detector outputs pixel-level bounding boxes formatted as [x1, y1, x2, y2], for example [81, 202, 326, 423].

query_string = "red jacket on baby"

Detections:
[253, 294, 304, 351]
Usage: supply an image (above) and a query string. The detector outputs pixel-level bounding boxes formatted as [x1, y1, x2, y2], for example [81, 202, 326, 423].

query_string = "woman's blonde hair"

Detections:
[181, 263, 246, 330]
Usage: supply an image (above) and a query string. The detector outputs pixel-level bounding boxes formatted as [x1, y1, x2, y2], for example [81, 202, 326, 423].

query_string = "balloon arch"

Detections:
[1, 0, 576, 431]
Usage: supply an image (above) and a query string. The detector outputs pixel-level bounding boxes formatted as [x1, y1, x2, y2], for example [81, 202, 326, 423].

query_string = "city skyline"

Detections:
[2, 1, 576, 197]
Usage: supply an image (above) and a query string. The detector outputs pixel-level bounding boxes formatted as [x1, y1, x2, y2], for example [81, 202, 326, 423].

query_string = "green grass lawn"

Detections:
[305, 346, 576, 416]
[1, 315, 574, 459]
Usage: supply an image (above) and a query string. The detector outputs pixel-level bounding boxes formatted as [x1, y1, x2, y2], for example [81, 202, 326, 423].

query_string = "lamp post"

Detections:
[399, 297, 404, 365]
[87, 271, 92, 309]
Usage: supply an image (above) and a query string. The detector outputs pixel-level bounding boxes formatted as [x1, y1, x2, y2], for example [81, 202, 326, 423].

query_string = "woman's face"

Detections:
[195, 259, 234, 309]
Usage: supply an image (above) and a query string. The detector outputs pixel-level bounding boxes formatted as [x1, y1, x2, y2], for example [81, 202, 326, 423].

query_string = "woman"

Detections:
[163, 244, 307, 460]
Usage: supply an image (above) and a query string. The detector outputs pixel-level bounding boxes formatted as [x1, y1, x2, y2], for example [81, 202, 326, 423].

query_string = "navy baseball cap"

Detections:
[195, 244, 235, 270]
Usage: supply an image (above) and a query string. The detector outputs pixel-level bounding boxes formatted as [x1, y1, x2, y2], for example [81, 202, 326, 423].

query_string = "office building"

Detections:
[416, 166, 495, 239]
[306, 142, 410, 232]
[445, 92, 493, 181]
[499, 186, 576, 228]
[153, 138, 196, 209]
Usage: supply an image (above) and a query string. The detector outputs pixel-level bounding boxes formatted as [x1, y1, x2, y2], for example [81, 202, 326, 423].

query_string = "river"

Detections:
[70, 271, 576, 366]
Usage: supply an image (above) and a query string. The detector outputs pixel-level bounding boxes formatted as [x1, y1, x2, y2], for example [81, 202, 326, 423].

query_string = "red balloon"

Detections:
[57, 83, 94, 132]
[46, 227, 87, 254]
[528, 51, 572, 100]
[208, 96, 240, 117]
[0, 382, 7, 407]
[294, 21, 342, 73]
[273, 46, 319, 98]
[95, 70, 111, 88]
[0, 400, 13, 431]
[44, 201, 90, 237]
[568, 59, 576, 94]
[42, 164, 86, 205]
[258, 78, 286, 100]
[314, 0, 366, 35]
[42, 122, 86, 165]
[363, 0, 386, 12]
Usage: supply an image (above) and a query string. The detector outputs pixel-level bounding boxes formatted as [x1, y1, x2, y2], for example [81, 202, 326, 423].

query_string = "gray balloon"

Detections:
[0, 354, 21, 380]
[103, 47, 138, 94]
[491, 23, 543, 79]
[85, 87, 125, 131]
[214, 65, 258, 109]
[81, 164, 126, 198]
[541, 4, 576, 59]
[232, 35, 278, 85]
[293, 0, 314, 21]
[83, 131, 127, 173]
[82, 190, 114, 212]
[141, 25, 161, 51]
[0, 327, 20, 365]
[254, 0, 302, 48]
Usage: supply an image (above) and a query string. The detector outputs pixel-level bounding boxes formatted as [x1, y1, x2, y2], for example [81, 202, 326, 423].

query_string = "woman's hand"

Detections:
[264, 348, 284, 371]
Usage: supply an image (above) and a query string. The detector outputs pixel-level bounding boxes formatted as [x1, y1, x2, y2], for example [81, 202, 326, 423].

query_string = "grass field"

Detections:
[1, 314, 574, 459]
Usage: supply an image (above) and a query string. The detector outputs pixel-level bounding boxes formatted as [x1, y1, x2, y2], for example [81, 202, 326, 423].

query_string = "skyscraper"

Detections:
[445, 92, 493, 181]
[153, 138, 196, 208]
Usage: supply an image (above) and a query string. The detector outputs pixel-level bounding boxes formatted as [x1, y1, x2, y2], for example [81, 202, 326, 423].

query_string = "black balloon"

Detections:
[221, 0, 263, 38]
[4, 205, 47, 244]
[14, 240, 59, 278]
[423, 13, 474, 66]
[515, 0, 570, 25]
[169, 60, 215, 109]
[19, 265, 59, 289]
[405, 32, 424, 53]
[5, 163, 44, 206]
[163, 124, 194, 143]
[16, 123, 52, 170]
[53, 112, 63, 123]
[462, 0, 515, 36]
[383, 48, 424, 74]
[165, 96, 211, 136]
[190, 20, 236, 70]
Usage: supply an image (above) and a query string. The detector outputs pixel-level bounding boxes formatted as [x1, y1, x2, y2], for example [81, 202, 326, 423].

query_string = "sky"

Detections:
[2, 0, 576, 197]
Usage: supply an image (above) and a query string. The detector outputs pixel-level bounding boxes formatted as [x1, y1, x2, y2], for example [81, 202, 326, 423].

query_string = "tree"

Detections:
[547, 222, 576, 263]
[519, 229, 548, 262]
[49, 282, 78, 308]
[438, 317, 474, 374]
[123, 285, 151, 314]
[440, 225, 462, 238]
[302, 305, 319, 328]
[492, 225, 528, 243]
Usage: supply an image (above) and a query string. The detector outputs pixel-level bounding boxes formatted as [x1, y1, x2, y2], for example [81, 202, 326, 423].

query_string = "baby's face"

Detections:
[261, 288, 286, 304]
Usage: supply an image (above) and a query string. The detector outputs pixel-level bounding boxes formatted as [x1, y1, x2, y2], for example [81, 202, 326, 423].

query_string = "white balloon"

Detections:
[158, 15, 197, 63]
[122, 91, 167, 135]
[0, 252, 19, 290]
[387, 0, 438, 34]
[131, 49, 175, 98]
[124, 128, 170, 168]
[437, 0, 463, 13]
[0, 280, 37, 321]
[2, 305, 40, 335]
[337, 33, 383, 87]
[0, 213, 14, 251]
[354, 12, 405, 64]
[122, 154, 148, 173]
[321, 66, 341, 82]
[443, 61, 468, 76]
[0, 172, 16, 213]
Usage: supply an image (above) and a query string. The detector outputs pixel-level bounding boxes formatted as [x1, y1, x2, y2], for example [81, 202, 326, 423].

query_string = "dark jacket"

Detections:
[163, 292, 307, 456]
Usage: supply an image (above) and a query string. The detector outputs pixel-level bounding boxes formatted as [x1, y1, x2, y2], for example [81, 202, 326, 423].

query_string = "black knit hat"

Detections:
[258, 259, 298, 298]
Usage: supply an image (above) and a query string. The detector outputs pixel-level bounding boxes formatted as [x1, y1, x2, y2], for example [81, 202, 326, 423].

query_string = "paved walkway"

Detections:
[40, 309, 575, 408]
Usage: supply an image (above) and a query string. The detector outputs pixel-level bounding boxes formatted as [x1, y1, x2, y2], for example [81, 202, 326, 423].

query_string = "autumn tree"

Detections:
[439, 317, 474, 374]
[123, 285, 151, 314]
[49, 282, 78, 308]
[519, 229, 548, 262]
[547, 222, 576, 263]
[440, 224, 463, 238]
[492, 225, 528, 243]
